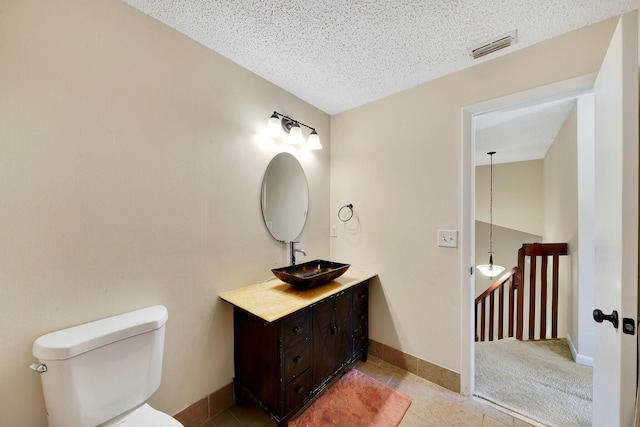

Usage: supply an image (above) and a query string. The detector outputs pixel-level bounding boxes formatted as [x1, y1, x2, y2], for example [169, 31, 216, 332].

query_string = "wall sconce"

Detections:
[267, 111, 322, 150]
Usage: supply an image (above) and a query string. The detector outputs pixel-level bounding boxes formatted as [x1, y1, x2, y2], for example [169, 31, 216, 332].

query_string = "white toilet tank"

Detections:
[32, 306, 169, 427]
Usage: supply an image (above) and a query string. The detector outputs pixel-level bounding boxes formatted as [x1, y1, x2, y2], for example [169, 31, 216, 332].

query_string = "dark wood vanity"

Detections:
[220, 269, 375, 426]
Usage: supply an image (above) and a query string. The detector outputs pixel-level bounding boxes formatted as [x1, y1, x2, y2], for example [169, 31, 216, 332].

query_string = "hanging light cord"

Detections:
[488, 151, 496, 262]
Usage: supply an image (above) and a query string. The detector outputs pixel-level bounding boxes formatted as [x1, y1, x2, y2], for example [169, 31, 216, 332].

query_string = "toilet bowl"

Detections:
[31, 305, 183, 427]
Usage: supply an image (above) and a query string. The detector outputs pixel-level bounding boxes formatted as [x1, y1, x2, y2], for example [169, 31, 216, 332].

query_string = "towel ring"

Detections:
[338, 204, 354, 222]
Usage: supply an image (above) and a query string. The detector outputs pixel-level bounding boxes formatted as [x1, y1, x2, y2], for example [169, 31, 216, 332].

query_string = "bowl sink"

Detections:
[272, 260, 350, 289]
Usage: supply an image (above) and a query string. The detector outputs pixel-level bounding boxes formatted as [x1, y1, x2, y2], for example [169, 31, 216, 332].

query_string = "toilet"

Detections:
[31, 305, 183, 427]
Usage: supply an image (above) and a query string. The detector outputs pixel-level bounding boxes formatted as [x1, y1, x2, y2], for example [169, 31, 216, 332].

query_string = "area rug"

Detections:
[475, 338, 592, 427]
[289, 369, 411, 427]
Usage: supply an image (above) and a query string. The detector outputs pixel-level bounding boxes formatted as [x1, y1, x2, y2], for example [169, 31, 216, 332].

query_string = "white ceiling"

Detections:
[475, 97, 578, 166]
[121, 0, 634, 163]
[123, 0, 633, 115]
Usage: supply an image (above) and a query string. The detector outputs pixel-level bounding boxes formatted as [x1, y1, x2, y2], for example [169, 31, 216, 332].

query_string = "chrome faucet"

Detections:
[290, 241, 306, 265]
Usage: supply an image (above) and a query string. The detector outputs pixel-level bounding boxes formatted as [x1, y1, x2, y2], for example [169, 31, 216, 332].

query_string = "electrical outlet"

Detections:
[438, 229, 458, 248]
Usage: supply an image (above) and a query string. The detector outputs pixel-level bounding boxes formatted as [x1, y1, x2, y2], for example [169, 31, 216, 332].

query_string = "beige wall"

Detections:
[544, 106, 579, 243]
[330, 18, 618, 373]
[544, 105, 579, 342]
[0, 1, 628, 424]
[0, 1, 330, 426]
[476, 160, 544, 236]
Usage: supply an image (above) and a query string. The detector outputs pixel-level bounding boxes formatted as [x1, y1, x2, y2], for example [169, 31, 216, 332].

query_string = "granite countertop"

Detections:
[219, 268, 377, 322]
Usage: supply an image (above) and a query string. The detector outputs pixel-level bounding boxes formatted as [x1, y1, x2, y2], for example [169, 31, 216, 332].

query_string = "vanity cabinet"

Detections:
[226, 278, 370, 426]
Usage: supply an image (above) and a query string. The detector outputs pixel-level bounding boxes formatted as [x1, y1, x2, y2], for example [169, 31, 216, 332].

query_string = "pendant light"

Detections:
[477, 151, 505, 278]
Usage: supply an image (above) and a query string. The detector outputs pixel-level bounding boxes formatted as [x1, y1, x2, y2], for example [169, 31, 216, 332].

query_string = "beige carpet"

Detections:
[289, 369, 411, 427]
[475, 338, 592, 427]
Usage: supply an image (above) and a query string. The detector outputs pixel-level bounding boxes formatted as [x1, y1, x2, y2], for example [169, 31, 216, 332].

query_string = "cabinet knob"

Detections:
[295, 385, 305, 394]
[293, 355, 302, 363]
[292, 326, 302, 334]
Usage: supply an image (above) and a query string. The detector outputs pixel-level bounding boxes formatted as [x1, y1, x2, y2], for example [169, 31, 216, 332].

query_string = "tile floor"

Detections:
[201, 356, 541, 427]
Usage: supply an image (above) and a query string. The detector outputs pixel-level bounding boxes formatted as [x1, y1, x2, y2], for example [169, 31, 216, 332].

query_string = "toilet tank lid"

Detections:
[33, 305, 168, 360]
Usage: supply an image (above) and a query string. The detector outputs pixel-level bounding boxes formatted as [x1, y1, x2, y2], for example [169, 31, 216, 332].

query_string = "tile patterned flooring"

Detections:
[200, 356, 540, 427]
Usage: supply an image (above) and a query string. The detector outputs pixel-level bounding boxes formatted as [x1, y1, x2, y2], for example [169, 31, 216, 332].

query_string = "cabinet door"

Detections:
[334, 291, 352, 367]
[311, 290, 354, 390]
[312, 297, 336, 389]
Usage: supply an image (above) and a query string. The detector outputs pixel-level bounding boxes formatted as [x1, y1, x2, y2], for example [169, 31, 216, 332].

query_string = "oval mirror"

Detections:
[261, 153, 309, 242]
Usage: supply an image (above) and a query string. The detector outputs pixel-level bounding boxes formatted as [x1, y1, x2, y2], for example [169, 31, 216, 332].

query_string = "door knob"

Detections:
[593, 309, 619, 329]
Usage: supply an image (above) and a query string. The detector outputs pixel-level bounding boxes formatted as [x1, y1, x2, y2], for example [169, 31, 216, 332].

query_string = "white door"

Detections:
[592, 11, 638, 427]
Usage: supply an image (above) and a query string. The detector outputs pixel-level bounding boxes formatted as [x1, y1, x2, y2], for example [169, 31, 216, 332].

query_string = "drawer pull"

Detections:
[358, 293, 366, 299]
[331, 325, 339, 335]
[295, 385, 305, 394]
[292, 326, 302, 334]
[293, 355, 302, 363]
[359, 314, 366, 320]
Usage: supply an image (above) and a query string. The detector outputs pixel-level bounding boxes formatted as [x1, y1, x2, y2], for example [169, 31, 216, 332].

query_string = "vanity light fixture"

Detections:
[476, 151, 505, 278]
[267, 111, 322, 150]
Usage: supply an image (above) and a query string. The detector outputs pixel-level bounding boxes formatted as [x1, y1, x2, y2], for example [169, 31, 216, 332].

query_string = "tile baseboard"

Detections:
[368, 339, 460, 393]
[173, 383, 234, 427]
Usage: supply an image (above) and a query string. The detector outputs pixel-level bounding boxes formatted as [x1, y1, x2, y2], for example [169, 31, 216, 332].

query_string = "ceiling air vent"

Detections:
[470, 30, 517, 60]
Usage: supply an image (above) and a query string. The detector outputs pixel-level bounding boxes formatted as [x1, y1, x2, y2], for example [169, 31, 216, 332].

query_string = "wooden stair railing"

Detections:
[475, 267, 519, 342]
[475, 242, 569, 342]
[516, 243, 568, 341]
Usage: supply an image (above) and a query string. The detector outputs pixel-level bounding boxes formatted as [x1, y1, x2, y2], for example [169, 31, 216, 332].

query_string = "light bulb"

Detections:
[289, 123, 304, 144]
[476, 263, 505, 278]
[307, 130, 322, 150]
[267, 113, 283, 137]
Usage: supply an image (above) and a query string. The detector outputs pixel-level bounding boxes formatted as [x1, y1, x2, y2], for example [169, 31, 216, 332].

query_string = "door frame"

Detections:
[460, 74, 598, 395]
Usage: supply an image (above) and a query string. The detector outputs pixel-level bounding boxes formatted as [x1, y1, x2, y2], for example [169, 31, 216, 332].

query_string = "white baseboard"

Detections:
[566, 333, 593, 367]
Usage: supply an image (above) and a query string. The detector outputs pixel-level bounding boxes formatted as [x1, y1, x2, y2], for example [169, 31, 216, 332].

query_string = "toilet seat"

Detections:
[100, 403, 183, 427]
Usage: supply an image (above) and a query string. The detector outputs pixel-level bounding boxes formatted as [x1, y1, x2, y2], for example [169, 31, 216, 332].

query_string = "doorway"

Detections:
[460, 74, 599, 421]
[471, 93, 594, 425]
[461, 12, 638, 426]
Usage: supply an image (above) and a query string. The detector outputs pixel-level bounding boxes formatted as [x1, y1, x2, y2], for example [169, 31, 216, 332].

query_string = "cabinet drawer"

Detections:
[283, 340, 311, 383]
[353, 284, 368, 308]
[285, 370, 312, 413]
[354, 305, 368, 330]
[282, 310, 310, 349]
[354, 327, 368, 353]
[353, 284, 368, 331]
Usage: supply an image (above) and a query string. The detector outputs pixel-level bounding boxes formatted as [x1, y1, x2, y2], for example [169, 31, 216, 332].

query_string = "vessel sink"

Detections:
[272, 260, 350, 289]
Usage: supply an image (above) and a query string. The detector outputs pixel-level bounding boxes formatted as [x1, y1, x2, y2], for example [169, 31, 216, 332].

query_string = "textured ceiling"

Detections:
[122, 1, 634, 165]
[123, 0, 634, 115]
